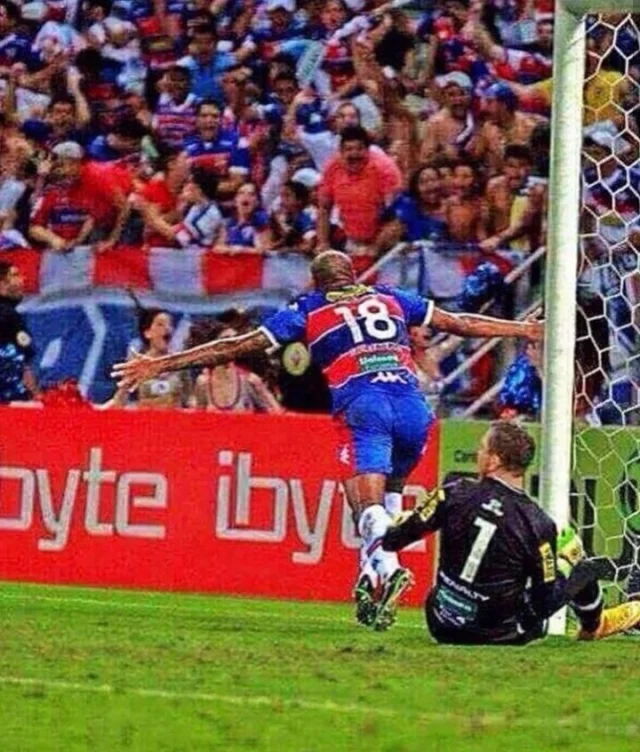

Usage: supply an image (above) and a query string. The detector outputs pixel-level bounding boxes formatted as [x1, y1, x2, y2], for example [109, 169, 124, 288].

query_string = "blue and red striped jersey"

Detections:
[262, 284, 434, 413]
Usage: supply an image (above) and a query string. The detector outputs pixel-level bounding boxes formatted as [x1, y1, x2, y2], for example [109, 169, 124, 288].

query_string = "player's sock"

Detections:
[572, 582, 603, 634]
[384, 492, 403, 518]
[359, 547, 379, 590]
[358, 504, 400, 581]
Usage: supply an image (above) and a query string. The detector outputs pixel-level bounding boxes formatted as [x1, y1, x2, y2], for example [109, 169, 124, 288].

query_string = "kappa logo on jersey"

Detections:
[371, 371, 408, 385]
[338, 444, 351, 466]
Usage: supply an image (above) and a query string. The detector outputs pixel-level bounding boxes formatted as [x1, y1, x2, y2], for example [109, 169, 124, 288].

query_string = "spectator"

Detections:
[104, 305, 190, 409]
[217, 183, 272, 253]
[189, 321, 282, 413]
[0, 261, 36, 403]
[183, 99, 250, 203]
[470, 82, 541, 175]
[445, 157, 486, 244]
[133, 165, 222, 248]
[85, 116, 148, 162]
[317, 124, 402, 255]
[270, 179, 317, 254]
[497, 340, 543, 419]
[465, 10, 553, 86]
[177, 23, 253, 103]
[19, 82, 92, 149]
[420, 72, 476, 164]
[376, 163, 449, 252]
[481, 144, 545, 253]
[29, 141, 102, 251]
[134, 145, 188, 246]
[152, 66, 198, 149]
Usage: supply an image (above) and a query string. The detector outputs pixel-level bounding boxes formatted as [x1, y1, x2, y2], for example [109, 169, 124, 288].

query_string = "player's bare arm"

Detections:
[111, 330, 271, 391]
[430, 307, 544, 341]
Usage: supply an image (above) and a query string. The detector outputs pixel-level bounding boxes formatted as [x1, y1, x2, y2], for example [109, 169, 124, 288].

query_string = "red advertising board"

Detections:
[0, 408, 438, 606]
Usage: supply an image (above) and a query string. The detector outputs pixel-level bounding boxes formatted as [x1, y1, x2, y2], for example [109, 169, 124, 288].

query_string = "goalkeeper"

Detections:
[383, 421, 640, 644]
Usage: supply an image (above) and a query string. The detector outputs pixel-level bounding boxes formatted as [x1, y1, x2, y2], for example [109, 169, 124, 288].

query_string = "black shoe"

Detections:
[373, 568, 414, 632]
[353, 574, 377, 627]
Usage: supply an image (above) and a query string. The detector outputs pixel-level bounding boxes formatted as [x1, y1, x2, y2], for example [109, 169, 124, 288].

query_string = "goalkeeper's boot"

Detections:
[373, 567, 414, 632]
[577, 601, 640, 640]
[353, 574, 377, 627]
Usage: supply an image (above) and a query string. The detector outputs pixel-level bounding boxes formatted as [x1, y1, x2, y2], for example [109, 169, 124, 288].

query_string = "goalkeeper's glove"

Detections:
[557, 526, 585, 578]
[385, 488, 444, 551]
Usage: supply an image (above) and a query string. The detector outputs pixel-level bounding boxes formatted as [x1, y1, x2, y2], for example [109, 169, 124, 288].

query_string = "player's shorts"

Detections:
[424, 591, 547, 646]
[335, 389, 434, 478]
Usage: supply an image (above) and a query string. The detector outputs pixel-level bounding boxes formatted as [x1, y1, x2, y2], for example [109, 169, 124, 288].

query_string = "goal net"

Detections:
[565, 11, 640, 604]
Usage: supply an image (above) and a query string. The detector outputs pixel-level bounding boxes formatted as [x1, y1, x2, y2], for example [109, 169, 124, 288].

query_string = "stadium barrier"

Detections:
[0, 407, 439, 606]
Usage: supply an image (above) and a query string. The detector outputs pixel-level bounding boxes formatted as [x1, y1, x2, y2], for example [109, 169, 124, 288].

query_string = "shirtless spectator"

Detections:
[445, 158, 487, 245]
[420, 73, 476, 164]
[470, 83, 541, 176]
[481, 144, 545, 253]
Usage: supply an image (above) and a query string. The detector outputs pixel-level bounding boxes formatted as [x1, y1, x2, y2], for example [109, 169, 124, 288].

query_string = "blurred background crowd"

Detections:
[0, 0, 637, 422]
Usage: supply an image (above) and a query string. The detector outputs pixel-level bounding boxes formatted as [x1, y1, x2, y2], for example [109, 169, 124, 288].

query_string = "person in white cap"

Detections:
[419, 72, 477, 163]
[29, 141, 98, 252]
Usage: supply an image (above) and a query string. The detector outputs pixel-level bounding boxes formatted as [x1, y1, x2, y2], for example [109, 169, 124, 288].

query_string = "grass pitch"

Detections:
[0, 582, 638, 752]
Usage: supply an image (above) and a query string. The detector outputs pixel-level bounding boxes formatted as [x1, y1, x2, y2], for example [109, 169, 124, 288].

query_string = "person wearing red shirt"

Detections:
[317, 125, 402, 255]
[29, 142, 105, 252]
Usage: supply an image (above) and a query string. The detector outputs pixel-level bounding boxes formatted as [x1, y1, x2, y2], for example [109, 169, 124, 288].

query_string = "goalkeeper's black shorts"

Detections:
[424, 592, 547, 646]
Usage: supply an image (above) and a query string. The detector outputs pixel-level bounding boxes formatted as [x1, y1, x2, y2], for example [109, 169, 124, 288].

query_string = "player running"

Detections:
[112, 251, 542, 630]
[383, 421, 640, 643]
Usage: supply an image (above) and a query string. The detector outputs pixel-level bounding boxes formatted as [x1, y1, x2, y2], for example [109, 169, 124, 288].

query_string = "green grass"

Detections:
[0, 582, 638, 752]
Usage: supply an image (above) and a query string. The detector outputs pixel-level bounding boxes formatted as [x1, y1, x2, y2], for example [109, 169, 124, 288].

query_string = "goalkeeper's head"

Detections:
[478, 421, 536, 482]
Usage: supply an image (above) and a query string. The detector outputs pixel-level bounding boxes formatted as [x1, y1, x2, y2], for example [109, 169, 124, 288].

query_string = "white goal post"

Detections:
[542, 1, 639, 633]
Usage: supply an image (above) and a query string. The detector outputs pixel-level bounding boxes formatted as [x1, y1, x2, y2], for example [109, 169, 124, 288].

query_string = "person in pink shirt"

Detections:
[317, 125, 402, 256]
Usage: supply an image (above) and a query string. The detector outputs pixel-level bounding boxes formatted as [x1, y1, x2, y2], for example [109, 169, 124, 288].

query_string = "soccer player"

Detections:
[383, 421, 640, 643]
[112, 251, 542, 629]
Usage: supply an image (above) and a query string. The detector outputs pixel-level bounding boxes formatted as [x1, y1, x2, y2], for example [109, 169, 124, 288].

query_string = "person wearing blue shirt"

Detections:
[113, 251, 543, 632]
[183, 100, 250, 203]
[220, 183, 271, 253]
[178, 23, 245, 103]
[378, 164, 449, 251]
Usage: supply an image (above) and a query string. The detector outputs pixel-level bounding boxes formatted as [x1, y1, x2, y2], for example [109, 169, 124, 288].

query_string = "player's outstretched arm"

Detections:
[382, 489, 444, 551]
[430, 307, 544, 341]
[111, 329, 272, 392]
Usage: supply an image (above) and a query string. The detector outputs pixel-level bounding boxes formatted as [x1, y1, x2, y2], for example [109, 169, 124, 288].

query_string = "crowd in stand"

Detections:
[0, 0, 637, 420]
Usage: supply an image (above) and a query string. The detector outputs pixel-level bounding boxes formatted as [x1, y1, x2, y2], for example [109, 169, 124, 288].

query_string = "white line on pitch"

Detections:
[0, 592, 425, 630]
[0, 676, 588, 728]
[0, 675, 634, 734]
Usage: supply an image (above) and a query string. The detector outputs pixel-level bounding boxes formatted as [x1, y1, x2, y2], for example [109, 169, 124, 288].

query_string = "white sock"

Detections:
[384, 491, 403, 518]
[358, 548, 379, 589]
[358, 504, 400, 581]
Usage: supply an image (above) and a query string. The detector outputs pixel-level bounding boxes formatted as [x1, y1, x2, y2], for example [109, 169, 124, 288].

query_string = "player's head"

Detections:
[310, 250, 356, 291]
[478, 421, 536, 480]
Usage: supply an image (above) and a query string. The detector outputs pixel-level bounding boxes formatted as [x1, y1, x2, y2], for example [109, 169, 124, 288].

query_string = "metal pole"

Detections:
[541, 0, 587, 635]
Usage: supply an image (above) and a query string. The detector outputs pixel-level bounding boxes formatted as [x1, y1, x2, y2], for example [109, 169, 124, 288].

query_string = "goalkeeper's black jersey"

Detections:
[386, 476, 559, 631]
